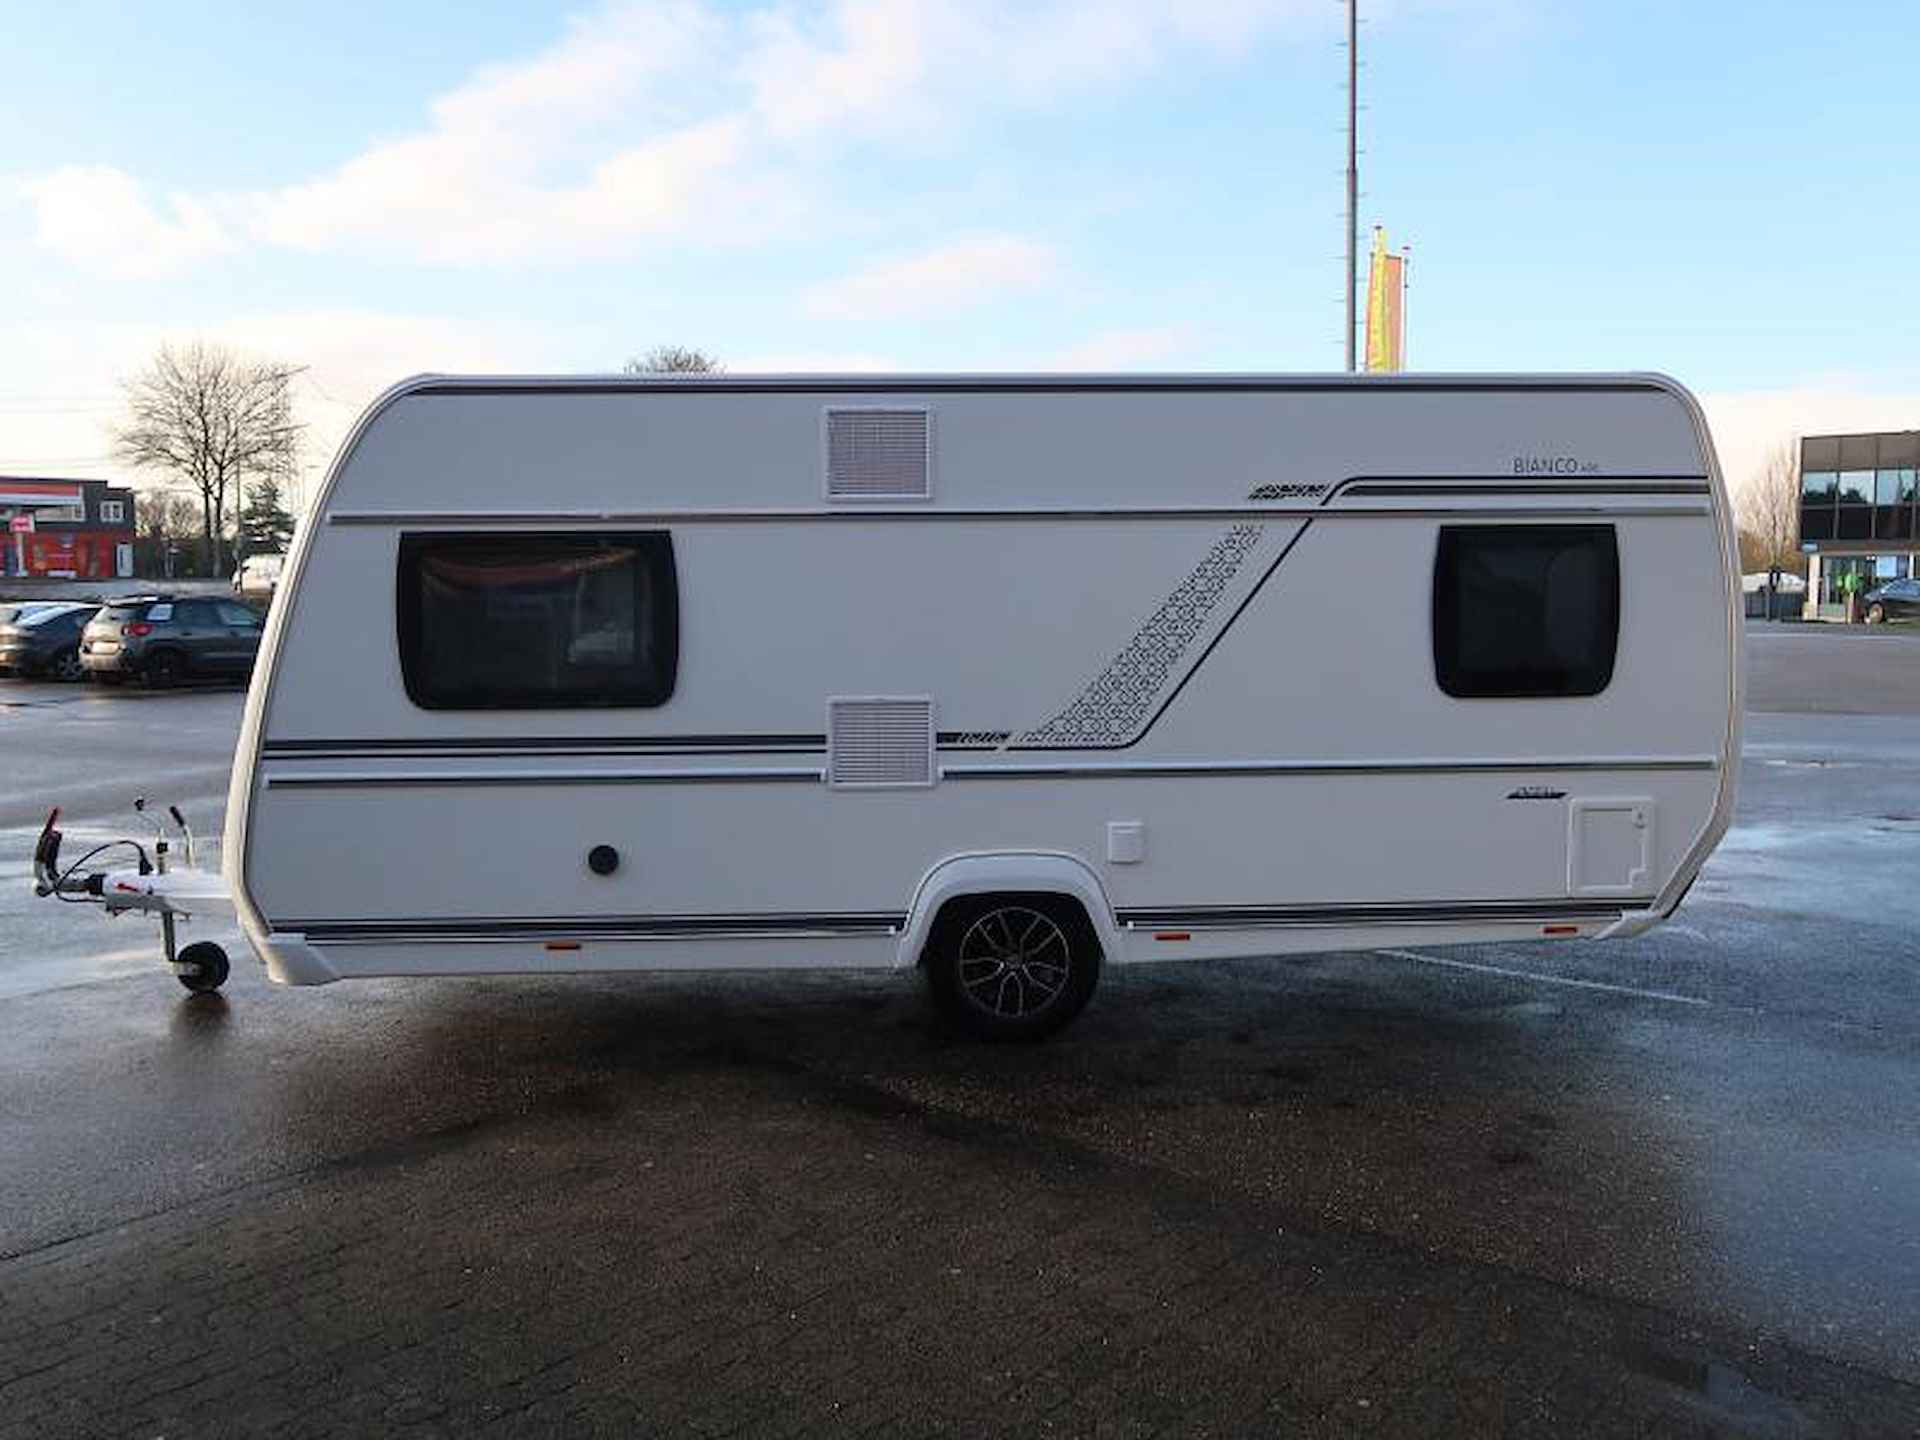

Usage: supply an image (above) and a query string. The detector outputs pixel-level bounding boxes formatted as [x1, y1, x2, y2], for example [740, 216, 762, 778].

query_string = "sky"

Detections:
[3, 0, 1917, 507]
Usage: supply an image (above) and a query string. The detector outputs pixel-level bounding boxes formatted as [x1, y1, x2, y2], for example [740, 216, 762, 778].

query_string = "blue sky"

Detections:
[3, 0, 1917, 496]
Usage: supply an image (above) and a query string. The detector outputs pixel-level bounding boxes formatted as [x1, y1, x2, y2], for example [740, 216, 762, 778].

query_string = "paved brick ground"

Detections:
[4, 1059, 1915, 1439]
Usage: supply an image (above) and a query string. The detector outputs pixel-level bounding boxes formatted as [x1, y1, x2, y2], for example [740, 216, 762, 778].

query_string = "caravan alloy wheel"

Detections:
[926, 895, 1100, 1041]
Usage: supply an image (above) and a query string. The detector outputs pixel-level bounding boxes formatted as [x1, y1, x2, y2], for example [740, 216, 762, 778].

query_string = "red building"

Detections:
[1, 477, 137, 579]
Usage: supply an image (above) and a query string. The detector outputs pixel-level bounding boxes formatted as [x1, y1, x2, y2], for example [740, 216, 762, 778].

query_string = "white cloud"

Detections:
[430, 1, 725, 138]
[1701, 381, 1920, 502]
[803, 235, 1060, 318]
[254, 115, 762, 265]
[18, 0, 1335, 273]
[196, 309, 529, 499]
[746, 0, 1328, 140]
[16, 166, 233, 279]
[744, 2, 934, 140]
[0, 309, 523, 501]
[245, 2, 773, 265]
[208, 307, 516, 391]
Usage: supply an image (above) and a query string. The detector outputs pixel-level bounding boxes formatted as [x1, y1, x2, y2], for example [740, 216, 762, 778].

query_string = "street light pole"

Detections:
[1345, 0, 1359, 373]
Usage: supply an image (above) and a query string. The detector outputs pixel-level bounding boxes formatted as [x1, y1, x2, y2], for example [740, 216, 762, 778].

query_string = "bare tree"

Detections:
[1740, 439, 1804, 578]
[113, 342, 304, 576]
[623, 345, 723, 375]
[134, 486, 203, 577]
[135, 487, 199, 540]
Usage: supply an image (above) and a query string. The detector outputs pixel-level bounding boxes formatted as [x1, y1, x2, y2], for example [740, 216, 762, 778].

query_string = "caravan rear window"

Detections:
[1432, 525, 1618, 699]
[398, 533, 677, 709]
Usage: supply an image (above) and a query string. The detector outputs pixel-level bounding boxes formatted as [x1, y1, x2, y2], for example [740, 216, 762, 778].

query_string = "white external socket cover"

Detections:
[1107, 821, 1146, 865]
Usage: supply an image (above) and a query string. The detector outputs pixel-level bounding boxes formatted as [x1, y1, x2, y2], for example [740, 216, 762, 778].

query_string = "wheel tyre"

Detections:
[924, 894, 1101, 1041]
[146, 650, 182, 688]
[52, 648, 84, 682]
[1867, 603, 1886, 625]
[176, 942, 229, 994]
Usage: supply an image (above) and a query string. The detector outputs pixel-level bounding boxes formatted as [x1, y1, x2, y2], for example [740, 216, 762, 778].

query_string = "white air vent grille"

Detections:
[827, 696, 936, 788]
[824, 407, 931, 500]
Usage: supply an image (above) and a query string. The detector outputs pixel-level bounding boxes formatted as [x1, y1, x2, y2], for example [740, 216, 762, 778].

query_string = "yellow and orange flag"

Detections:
[1364, 227, 1406, 373]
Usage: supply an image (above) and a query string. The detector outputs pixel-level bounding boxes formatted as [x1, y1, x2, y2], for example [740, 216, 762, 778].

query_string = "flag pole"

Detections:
[1345, 0, 1359, 372]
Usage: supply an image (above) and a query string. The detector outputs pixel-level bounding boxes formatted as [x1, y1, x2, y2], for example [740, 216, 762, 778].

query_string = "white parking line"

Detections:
[1372, 948, 1713, 1007]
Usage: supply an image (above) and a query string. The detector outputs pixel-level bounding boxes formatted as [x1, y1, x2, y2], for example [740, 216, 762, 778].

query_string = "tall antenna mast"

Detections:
[1345, 0, 1359, 372]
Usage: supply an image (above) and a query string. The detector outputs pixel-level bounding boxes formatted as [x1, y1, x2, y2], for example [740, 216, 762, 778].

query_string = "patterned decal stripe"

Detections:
[939, 730, 1013, 749]
[1014, 524, 1267, 748]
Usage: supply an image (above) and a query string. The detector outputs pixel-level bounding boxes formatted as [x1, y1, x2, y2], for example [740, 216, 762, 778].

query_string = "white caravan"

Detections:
[226, 374, 1740, 1038]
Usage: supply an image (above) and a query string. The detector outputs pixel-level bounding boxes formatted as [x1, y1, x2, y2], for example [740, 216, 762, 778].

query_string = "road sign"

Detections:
[9, 514, 34, 534]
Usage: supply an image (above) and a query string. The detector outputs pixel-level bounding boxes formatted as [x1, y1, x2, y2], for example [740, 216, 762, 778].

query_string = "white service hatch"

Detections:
[1567, 797, 1654, 897]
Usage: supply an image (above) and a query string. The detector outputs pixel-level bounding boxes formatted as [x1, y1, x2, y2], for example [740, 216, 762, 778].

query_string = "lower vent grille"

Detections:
[827, 697, 936, 788]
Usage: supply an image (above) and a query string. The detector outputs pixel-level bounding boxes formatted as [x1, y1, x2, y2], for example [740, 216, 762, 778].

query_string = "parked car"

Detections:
[231, 553, 285, 602]
[1860, 578, 1920, 624]
[0, 600, 73, 627]
[0, 603, 98, 680]
[80, 595, 265, 687]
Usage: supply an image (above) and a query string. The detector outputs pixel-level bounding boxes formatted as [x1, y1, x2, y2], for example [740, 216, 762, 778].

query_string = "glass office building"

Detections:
[1799, 432, 1920, 618]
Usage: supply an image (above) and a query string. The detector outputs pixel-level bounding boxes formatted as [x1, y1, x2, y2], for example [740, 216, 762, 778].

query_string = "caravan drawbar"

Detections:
[226, 374, 1741, 1038]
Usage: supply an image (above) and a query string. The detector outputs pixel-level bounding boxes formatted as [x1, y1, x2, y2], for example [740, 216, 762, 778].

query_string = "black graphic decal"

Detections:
[1015, 524, 1266, 748]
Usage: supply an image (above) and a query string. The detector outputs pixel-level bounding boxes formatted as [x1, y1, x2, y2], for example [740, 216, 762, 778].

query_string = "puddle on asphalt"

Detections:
[1614, 1338, 1811, 1435]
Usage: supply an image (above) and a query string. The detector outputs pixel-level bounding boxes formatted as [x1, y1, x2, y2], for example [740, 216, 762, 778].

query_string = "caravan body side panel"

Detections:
[227, 375, 1738, 982]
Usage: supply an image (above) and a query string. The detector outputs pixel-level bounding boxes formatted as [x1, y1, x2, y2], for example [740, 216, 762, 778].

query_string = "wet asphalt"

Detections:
[1, 624, 1918, 1435]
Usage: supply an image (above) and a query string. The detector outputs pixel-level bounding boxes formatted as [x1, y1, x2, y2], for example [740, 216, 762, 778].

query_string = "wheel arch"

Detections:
[897, 851, 1121, 969]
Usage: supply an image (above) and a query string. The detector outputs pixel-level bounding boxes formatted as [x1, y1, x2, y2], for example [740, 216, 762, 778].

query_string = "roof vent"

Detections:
[827, 697, 936, 788]
[823, 407, 932, 500]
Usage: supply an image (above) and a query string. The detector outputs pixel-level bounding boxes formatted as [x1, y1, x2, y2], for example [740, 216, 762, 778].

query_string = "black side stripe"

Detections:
[263, 734, 826, 756]
[284, 912, 907, 942]
[1116, 899, 1646, 929]
[1341, 480, 1709, 497]
[944, 757, 1712, 780]
[264, 770, 821, 789]
[262, 731, 1007, 759]
[280, 899, 1642, 944]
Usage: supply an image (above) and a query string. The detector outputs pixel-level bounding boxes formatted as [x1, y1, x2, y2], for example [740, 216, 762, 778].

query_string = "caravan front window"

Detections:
[1432, 525, 1618, 699]
[397, 532, 677, 709]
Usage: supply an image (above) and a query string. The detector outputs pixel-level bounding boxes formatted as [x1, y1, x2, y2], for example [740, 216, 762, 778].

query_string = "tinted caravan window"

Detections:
[398, 533, 677, 709]
[1432, 525, 1618, 698]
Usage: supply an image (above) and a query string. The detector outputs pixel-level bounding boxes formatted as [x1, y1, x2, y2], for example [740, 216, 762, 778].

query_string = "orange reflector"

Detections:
[545, 940, 582, 952]
[1154, 931, 1191, 942]
[1542, 925, 1578, 936]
